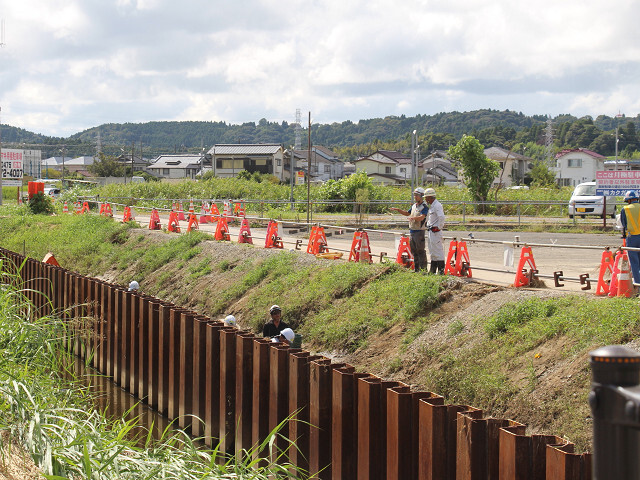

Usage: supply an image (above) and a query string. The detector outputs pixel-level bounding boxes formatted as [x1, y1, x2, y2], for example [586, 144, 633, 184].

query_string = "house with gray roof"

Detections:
[206, 144, 284, 180]
[147, 154, 202, 179]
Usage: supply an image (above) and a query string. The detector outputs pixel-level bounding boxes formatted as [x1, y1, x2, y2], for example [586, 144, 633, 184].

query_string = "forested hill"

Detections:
[2, 109, 640, 160]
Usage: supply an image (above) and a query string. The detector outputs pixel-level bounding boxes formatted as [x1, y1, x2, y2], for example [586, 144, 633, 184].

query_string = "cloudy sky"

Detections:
[1, 0, 639, 138]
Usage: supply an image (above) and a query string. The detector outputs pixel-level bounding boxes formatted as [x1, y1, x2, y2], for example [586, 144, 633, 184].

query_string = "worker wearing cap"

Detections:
[390, 187, 429, 272]
[621, 190, 640, 285]
[424, 188, 446, 274]
[263, 304, 290, 338]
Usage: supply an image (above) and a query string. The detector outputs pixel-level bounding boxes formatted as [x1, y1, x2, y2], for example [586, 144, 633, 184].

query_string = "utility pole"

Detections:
[60, 146, 66, 190]
[131, 141, 135, 182]
[289, 146, 295, 211]
[410, 130, 416, 200]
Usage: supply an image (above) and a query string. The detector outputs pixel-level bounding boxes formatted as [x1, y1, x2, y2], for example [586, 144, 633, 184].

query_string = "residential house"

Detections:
[41, 155, 95, 175]
[293, 146, 344, 182]
[552, 148, 606, 187]
[484, 147, 533, 187]
[421, 150, 459, 185]
[116, 153, 151, 172]
[206, 144, 284, 179]
[354, 150, 413, 185]
[147, 154, 202, 179]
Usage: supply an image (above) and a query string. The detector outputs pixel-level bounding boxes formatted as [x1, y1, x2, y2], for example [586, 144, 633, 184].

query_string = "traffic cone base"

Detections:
[167, 211, 181, 233]
[215, 217, 231, 241]
[148, 209, 162, 230]
[187, 214, 199, 232]
[238, 218, 253, 244]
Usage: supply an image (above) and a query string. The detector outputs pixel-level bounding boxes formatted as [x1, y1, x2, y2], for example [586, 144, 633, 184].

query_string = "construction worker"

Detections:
[128, 280, 140, 292]
[621, 190, 640, 286]
[390, 187, 429, 272]
[271, 327, 295, 346]
[224, 315, 237, 327]
[263, 304, 290, 338]
[424, 188, 446, 274]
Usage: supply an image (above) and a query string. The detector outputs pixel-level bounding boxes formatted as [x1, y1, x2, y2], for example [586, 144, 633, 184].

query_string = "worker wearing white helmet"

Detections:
[390, 187, 429, 272]
[224, 315, 237, 327]
[128, 280, 140, 292]
[424, 188, 446, 274]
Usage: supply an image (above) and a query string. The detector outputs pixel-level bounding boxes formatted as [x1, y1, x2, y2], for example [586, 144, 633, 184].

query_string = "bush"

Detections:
[27, 193, 55, 215]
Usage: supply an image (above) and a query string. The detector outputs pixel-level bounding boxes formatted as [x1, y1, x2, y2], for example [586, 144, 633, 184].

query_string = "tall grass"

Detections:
[0, 260, 305, 479]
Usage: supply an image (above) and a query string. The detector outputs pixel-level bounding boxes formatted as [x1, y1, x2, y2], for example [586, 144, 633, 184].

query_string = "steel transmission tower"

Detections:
[545, 118, 554, 166]
[294, 109, 302, 150]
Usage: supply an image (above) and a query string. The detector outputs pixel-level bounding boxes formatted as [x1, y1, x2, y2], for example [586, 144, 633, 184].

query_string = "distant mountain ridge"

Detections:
[2, 110, 638, 160]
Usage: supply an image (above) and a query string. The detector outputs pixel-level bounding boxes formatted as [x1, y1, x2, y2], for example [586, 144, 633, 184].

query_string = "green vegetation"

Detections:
[0, 262, 305, 479]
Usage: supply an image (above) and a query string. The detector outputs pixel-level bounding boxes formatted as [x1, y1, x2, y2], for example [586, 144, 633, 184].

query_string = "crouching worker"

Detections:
[271, 327, 295, 346]
[263, 304, 289, 337]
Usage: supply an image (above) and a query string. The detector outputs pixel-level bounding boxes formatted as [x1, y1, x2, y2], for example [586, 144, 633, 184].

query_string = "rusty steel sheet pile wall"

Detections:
[0, 247, 593, 480]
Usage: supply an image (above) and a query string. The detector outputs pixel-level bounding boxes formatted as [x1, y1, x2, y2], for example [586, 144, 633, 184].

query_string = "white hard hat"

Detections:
[413, 187, 425, 196]
[224, 315, 236, 326]
[280, 328, 295, 342]
[424, 188, 436, 197]
[269, 304, 282, 314]
[128, 281, 139, 291]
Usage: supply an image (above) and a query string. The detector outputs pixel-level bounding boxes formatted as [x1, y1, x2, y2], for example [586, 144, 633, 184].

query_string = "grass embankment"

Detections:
[0, 259, 304, 479]
[1, 208, 638, 451]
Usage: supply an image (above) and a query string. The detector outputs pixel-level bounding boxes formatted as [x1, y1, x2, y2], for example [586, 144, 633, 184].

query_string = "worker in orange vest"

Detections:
[621, 190, 640, 287]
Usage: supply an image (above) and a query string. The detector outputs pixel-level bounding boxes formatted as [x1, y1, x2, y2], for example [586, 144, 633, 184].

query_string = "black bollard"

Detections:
[589, 345, 640, 480]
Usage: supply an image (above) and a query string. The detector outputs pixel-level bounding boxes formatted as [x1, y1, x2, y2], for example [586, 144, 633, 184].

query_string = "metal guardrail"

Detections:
[0, 247, 594, 479]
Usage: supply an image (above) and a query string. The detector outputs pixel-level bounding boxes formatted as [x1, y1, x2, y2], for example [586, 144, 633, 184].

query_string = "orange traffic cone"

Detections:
[595, 249, 615, 296]
[215, 217, 230, 241]
[348, 230, 372, 263]
[199, 203, 209, 224]
[616, 253, 634, 297]
[42, 252, 60, 267]
[238, 218, 253, 244]
[395, 235, 414, 269]
[62, 202, 69, 214]
[187, 214, 199, 232]
[189, 199, 194, 215]
[177, 202, 186, 221]
[513, 246, 537, 287]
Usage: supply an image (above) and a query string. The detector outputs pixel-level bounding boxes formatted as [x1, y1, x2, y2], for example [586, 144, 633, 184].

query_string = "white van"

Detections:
[568, 182, 616, 219]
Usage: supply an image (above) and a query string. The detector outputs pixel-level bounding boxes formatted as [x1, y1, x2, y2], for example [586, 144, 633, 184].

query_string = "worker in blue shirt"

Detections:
[621, 190, 640, 286]
[391, 187, 429, 272]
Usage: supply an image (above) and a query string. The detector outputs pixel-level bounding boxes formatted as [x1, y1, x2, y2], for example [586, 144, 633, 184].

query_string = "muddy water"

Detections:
[69, 357, 174, 444]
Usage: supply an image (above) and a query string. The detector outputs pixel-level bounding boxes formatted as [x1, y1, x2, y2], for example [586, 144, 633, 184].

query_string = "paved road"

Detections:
[125, 210, 624, 294]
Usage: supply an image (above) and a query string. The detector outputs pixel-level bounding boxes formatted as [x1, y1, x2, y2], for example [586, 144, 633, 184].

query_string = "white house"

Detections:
[294, 146, 344, 182]
[484, 147, 533, 187]
[552, 149, 606, 187]
[354, 150, 414, 184]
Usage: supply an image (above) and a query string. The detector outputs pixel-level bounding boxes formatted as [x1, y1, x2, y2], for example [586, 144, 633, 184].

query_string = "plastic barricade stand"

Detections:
[167, 211, 181, 233]
[238, 218, 253, 244]
[187, 214, 199, 232]
[210, 203, 220, 223]
[444, 240, 458, 275]
[307, 226, 328, 255]
[395, 234, 414, 269]
[513, 246, 537, 287]
[103, 203, 113, 217]
[234, 201, 246, 218]
[453, 241, 472, 277]
[595, 249, 615, 296]
[348, 230, 372, 263]
[265, 220, 284, 249]
[215, 217, 231, 241]
[122, 206, 133, 223]
[81, 202, 90, 214]
[99, 203, 105, 215]
[149, 209, 162, 230]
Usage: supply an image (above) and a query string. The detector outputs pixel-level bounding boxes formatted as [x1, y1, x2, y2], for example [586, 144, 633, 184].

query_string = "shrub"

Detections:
[27, 193, 54, 215]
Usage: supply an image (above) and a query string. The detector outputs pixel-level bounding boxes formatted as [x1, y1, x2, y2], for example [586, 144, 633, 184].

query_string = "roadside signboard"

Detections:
[1, 149, 24, 187]
[296, 170, 305, 185]
[595, 170, 640, 196]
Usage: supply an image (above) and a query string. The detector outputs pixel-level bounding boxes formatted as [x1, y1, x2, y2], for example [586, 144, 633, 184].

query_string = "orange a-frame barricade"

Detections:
[122, 206, 134, 223]
[265, 220, 284, 249]
[167, 211, 181, 233]
[199, 203, 210, 224]
[214, 217, 231, 241]
[513, 245, 537, 287]
[395, 235, 414, 269]
[444, 239, 472, 277]
[238, 218, 253, 244]
[80, 202, 90, 214]
[148, 209, 162, 230]
[234, 201, 246, 218]
[187, 214, 199, 232]
[349, 230, 372, 263]
[595, 249, 615, 296]
[210, 203, 220, 222]
[100, 203, 113, 217]
[307, 226, 328, 255]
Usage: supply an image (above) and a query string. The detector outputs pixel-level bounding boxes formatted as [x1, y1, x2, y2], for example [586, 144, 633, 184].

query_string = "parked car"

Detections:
[568, 182, 616, 219]
[43, 187, 60, 199]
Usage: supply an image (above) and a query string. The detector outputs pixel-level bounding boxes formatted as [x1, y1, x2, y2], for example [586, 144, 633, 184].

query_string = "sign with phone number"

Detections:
[1, 159, 23, 187]
[596, 170, 640, 197]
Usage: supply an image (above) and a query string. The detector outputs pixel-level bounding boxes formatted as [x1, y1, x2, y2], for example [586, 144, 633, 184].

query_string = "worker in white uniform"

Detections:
[424, 188, 446, 274]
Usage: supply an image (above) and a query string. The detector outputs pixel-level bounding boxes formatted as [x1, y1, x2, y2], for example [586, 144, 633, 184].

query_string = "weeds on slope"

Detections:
[0, 260, 305, 479]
